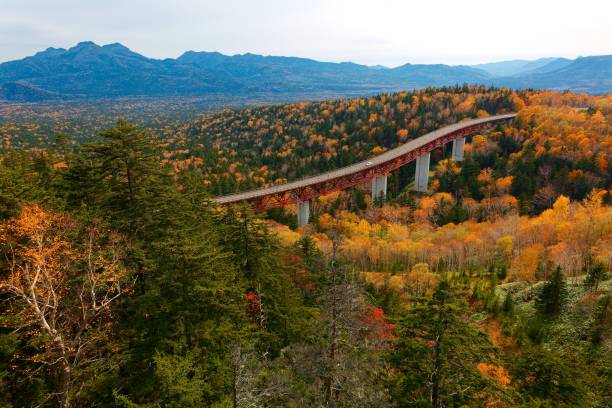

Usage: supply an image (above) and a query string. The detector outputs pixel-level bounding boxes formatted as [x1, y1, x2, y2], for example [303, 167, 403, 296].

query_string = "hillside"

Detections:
[174, 86, 520, 194]
[1, 42, 611, 102]
[471, 57, 560, 76]
[496, 55, 612, 94]
[0, 42, 489, 101]
[0, 88, 610, 407]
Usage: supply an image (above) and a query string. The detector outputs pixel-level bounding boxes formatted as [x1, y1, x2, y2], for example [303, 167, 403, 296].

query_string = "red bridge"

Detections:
[215, 113, 516, 224]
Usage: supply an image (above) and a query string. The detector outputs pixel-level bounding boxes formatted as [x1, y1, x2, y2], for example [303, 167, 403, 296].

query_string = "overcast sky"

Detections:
[1, 0, 611, 66]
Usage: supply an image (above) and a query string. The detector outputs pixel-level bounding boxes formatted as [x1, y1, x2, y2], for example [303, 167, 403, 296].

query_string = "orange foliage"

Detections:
[289, 192, 611, 279]
[477, 362, 511, 387]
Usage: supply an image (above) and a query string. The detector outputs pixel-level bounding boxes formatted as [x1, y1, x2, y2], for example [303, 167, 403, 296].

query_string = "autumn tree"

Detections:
[0, 205, 131, 408]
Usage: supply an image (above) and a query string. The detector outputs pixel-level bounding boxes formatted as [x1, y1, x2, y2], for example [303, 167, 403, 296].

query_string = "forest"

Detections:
[0, 86, 610, 407]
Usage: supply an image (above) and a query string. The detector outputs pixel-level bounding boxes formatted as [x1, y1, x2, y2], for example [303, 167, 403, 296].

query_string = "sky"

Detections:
[1, 0, 611, 66]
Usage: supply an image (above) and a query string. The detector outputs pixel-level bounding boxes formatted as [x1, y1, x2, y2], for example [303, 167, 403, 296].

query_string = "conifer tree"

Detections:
[535, 266, 567, 316]
[115, 199, 249, 407]
[585, 262, 607, 292]
[80, 119, 171, 232]
[589, 294, 611, 344]
[390, 281, 497, 407]
[215, 205, 314, 355]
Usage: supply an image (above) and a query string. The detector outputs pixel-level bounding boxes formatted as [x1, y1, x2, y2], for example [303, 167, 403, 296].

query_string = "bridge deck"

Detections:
[214, 113, 516, 205]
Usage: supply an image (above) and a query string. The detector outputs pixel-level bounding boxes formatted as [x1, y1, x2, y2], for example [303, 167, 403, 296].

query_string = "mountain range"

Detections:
[0, 41, 610, 102]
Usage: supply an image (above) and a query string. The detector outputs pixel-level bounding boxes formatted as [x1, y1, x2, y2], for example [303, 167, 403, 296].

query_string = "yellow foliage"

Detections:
[496, 236, 513, 256]
[511, 243, 544, 282]
[267, 221, 301, 245]
[396, 128, 409, 140]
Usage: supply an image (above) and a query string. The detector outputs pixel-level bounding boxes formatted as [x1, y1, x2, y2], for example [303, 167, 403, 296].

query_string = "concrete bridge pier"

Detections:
[414, 152, 431, 192]
[452, 137, 465, 161]
[371, 175, 388, 204]
[297, 200, 310, 226]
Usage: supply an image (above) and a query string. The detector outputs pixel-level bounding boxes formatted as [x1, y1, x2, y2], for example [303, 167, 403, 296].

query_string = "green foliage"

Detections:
[511, 345, 587, 406]
[502, 293, 513, 314]
[389, 281, 502, 407]
[535, 267, 568, 316]
[76, 119, 172, 230]
[214, 206, 316, 355]
[589, 294, 611, 344]
[0, 334, 18, 406]
[585, 262, 608, 292]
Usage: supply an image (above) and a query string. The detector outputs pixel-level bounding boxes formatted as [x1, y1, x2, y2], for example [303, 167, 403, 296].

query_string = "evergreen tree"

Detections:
[497, 263, 508, 280]
[389, 281, 499, 407]
[215, 205, 315, 355]
[79, 119, 171, 232]
[460, 155, 482, 199]
[589, 294, 611, 344]
[535, 267, 567, 316]
[502, 293, 513, 314]
[584, 262, 607, 292]
[115, 198, 249, 407]
[512, 345, 587, 406]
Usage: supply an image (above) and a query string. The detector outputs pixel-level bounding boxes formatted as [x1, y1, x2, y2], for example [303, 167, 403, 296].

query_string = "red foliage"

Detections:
[245, 290, 260, 321]
[360, 305, 396, 340]
[292, 268, 316, 291]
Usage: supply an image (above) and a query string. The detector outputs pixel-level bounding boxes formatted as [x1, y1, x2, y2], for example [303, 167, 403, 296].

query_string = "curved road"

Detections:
[214, 113, 516, 210]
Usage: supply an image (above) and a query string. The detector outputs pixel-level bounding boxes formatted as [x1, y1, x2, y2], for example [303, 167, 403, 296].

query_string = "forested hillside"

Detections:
[176, 85, 520, 193]
[1, 87, 610, 407]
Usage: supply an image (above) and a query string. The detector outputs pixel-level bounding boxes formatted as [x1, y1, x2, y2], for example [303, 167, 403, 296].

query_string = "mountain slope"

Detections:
[520, 57, 572, 74]
[472, 58, 559, 76]
[495, 55, 612, 94]
[0, 41, 243, 98]
[0, 42, 610, 101]
[0, 42, 491, 101]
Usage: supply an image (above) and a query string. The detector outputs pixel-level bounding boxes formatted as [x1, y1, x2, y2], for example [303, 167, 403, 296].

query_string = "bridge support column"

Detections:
[371, 175, 387, 204]
[297, 200, 310, 226]
[414, 152, 430, 192]
[452, 137, 465, 161]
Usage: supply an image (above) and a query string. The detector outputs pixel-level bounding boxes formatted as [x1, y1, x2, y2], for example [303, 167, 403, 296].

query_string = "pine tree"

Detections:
[497, 263, 508, 280]
[80, 119, 171, 232]
[584, 262, 607, 292]
[215, 205, 314, 355]
[390, 281, 498, 407]
[589, 294, 611, 344]
[535, 266, 567, 316]
[512, 344, 587, 405]
[116, 199, 249, 407]
[502, 293, 513, 314]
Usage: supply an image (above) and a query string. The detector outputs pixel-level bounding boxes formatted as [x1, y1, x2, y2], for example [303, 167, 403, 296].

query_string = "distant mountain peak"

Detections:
[74, 41, 99, 48]
[103, 42, 130, 50]
[34, 47, 67, 58]
[180, 50, 223, 57]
